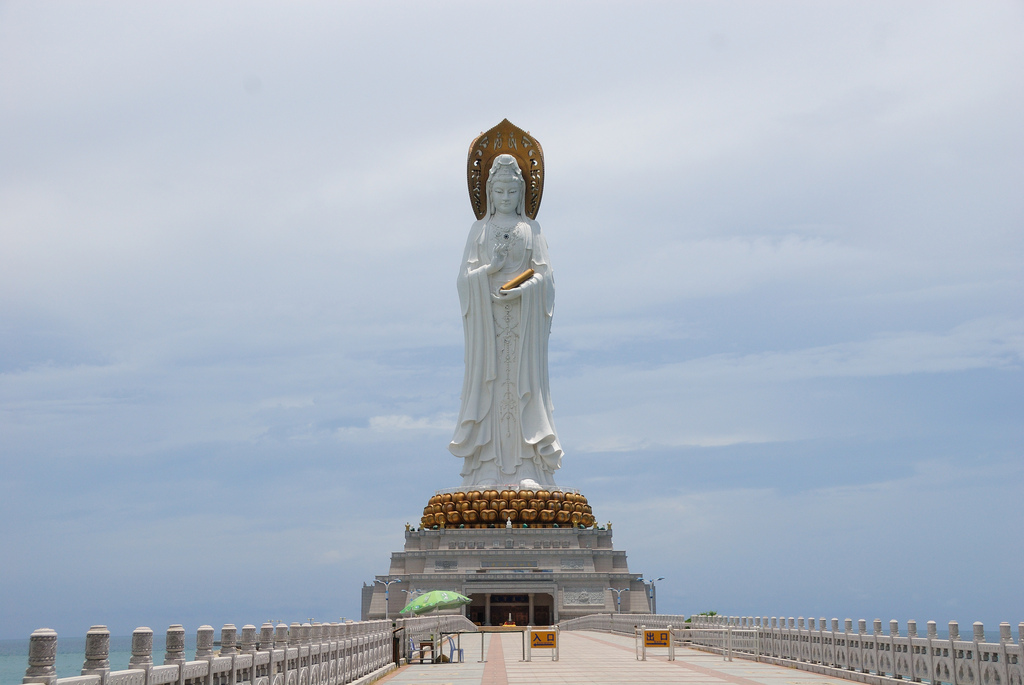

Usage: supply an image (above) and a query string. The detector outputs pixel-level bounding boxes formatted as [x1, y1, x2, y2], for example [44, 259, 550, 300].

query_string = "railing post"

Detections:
[221, 624, 238, 655]
[83, 625, 112, 684]
[223, 624, 240, 685]
[949, 621, 960, 685]
[669, 624, 675, 661]
[831, 615, 839, 666]
[23, 628, 58, 685]
[274, 622, 287, 646]
[241, 625, 257, 655]
[259, 623, 275, 650]
[257, 623, 274, 683]
[164, 625, 186, 666]
[196, 625, 215, 659]
[129, 627, 154, 682]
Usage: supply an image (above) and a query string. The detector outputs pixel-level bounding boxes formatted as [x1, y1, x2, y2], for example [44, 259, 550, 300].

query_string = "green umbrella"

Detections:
[399, 590, 472, 616]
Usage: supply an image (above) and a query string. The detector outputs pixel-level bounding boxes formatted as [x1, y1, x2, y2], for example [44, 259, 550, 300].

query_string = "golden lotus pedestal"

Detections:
[420, 488, 596, 530]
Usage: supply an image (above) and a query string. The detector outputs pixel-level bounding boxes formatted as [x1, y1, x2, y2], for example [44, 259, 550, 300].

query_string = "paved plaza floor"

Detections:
[377, 630, 863, 685]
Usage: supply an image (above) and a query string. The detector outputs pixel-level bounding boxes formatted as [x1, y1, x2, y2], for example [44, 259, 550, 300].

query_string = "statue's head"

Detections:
[486, 154, 525, 217]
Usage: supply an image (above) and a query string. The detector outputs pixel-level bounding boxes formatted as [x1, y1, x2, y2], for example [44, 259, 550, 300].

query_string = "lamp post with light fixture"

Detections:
[648, 577, 665, 614]
[375, 578, 402, 620]
[606, 587, 628, 613]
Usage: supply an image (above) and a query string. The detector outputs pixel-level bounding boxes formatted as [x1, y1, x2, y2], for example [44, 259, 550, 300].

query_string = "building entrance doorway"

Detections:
[489, 594, 529, 625]
[468, 593, 555, 626]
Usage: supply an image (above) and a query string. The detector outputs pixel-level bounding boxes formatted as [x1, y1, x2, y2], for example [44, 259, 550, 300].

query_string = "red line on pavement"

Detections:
[481, 633, 508, 685]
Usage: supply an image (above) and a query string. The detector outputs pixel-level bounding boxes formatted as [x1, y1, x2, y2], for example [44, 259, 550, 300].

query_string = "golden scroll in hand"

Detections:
[500, 268, 535, 291]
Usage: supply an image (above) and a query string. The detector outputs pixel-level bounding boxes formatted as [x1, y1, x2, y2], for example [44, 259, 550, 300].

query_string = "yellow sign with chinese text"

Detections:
[644, 630, 670, 647]
[531, 630, 557, 648]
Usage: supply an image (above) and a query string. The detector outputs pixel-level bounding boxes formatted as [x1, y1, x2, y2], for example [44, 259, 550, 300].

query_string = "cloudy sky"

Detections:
[1, 1, 1022, 641]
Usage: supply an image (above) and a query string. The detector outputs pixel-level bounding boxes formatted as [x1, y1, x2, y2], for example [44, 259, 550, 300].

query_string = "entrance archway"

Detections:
[467, 592, 555, 626]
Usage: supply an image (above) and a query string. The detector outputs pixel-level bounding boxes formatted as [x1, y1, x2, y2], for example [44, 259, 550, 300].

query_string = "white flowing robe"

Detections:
[449, 217, 563, 486]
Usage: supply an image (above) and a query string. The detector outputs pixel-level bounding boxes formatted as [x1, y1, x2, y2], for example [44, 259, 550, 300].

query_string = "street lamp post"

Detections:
[606, 587, 628, 613]
[399, 587, 420, 609]
[375, 578, 402, 620]
[638, 577, 665, 614]
[649, 577, 665, 615]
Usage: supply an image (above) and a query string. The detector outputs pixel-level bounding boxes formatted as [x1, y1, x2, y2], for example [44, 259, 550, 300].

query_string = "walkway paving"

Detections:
[377, 630, 865, 685]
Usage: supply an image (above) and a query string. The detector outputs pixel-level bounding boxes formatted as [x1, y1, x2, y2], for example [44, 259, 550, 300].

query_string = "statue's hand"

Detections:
[485, 254, 506, 275]
[492, 286, 523, 301]
[487, 243, 508, 274]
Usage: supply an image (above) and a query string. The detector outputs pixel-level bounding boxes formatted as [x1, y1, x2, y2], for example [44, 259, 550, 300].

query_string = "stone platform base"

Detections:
[362, 524, 649, 622]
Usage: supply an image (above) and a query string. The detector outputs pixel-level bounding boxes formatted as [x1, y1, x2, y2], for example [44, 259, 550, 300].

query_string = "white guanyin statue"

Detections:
[450, 121, 563, 488]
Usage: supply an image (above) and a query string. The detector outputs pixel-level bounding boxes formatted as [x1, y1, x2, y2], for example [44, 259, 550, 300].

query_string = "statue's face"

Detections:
[491, 179, 520, 216]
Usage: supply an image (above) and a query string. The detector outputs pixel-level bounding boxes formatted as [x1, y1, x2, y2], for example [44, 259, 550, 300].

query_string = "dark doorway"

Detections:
[490, 603, 528, 625]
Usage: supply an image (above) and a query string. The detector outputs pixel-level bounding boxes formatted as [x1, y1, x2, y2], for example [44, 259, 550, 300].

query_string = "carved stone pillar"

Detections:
[82, 625, 111, 682]
[128, 627, 154, 682]
[275, 623, 289, 647]
[220, 624, 238, 655]
[24, 628, 58, 685]
[196, 626, 215, 659]
[164, 625, 186, 665]
[259, 623, 275, 650]
[973, 622, 985, 642]
[241, 625, 257, 654]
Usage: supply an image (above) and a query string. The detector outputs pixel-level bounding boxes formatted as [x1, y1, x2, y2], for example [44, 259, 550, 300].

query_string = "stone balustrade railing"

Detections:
[21, 616, 477, 685]
[560, 613, 1024, 685]
[558, 613, 689, 634]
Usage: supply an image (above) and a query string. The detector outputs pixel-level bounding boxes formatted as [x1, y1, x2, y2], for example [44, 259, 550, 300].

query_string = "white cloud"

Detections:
[674, 317, 1024, 381]
[555, 317, 1022, 454]
[566, 317, 1022, 388]
[575, 434, 779, 455]
[258, 396, 315, 410]
[334, 414, 456, 442]
[367, 414, 455, 432]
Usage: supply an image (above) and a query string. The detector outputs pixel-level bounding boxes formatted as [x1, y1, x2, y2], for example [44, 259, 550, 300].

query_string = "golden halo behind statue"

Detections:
[467, 118, 545, 220]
